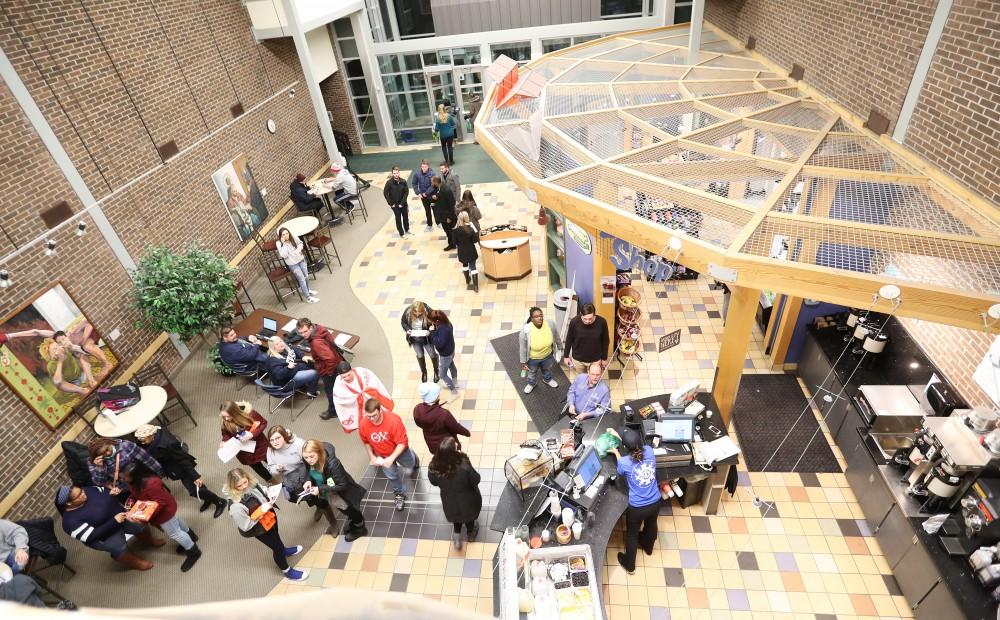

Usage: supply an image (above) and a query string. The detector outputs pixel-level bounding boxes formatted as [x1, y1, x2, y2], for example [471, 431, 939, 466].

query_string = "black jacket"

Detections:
[428, 459, 482, 524]
[400, 305, 435, 344]
[290, 181, 323, 213]
[453, 225, 479, 264]
[265, 349, 311, 386]
[431, 186, 456, 225]
[282, 442, 366, 511]
[383, 177, 409, 206]
[143, 428, 199, 482]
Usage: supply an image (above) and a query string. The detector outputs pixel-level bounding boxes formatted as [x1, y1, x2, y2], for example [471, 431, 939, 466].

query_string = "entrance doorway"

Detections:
[423, 64, 484, 143]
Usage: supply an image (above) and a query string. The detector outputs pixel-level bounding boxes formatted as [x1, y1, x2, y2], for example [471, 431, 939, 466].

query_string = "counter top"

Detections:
[808, 325, 888, 392]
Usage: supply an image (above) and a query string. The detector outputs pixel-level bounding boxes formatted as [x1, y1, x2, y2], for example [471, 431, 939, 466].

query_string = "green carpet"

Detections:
[348, 143, 509, 185]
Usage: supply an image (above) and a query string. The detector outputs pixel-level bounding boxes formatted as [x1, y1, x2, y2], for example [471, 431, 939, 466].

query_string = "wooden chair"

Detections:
[134, 362, 196, 428]
[251, 230, 278, 255]
[257, 254, 302, 309]
[306, 221, 341, 270]
[232, 280, 255, 320]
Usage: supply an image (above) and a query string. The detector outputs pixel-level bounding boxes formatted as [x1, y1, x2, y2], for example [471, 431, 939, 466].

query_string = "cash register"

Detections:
[552, 446, 607, 511]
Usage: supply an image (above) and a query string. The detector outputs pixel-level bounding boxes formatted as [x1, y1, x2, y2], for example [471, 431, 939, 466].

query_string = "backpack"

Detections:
[96, 382, 141, 410]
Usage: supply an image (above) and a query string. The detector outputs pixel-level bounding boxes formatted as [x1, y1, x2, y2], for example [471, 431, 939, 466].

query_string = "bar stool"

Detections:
[232, 280, 255, 320]
[306, 221, 342, 269]
[257, 254, 303, 309]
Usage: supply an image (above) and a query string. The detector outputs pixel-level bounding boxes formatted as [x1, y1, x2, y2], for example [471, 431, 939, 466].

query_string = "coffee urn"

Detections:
[905, 415, 999, 512]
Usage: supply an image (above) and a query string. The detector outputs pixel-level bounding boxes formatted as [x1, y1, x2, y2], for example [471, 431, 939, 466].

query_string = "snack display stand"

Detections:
[614, 283, 643, 365]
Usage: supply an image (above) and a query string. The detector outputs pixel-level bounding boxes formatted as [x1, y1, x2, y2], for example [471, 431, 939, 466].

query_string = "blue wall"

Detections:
[564, 218, 594, 304]
[787, 301, 848, 363]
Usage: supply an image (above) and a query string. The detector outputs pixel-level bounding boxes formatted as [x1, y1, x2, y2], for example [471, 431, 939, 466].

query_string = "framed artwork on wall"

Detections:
[0, 283, 119, 430]
[211, 154, 268, 241]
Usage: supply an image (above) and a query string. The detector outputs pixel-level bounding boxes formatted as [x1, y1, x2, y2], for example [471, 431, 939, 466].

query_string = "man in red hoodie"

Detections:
[296, 317, 344, 420]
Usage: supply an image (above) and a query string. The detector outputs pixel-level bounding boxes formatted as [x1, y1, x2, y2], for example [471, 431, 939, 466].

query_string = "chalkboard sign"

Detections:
[659, 329, 681, 352]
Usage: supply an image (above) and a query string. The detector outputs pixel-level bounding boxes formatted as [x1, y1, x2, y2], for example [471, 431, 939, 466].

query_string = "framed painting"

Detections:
[211, 154, 268, 241]
[0, 283, 119, 430]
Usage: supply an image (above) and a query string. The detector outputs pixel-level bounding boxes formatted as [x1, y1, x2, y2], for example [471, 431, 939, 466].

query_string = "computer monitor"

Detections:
[656, 416, 696, 443]
[262, 317, 278, 333]
[574, 447, 603, 489]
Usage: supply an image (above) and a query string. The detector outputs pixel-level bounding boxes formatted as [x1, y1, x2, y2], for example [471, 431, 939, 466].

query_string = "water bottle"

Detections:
[520, 367, 527, 378]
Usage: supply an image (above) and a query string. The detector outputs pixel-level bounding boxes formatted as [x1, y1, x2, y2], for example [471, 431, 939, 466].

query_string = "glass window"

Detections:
[344, 59, 364, 78]
[573, 34, 601, 45]
[381, 72, 426, 94]
[377, 53, 422, 74]
[349, 79, 369, 98]
[338, 38, 359, 59]
[451, 46, 481, 66]
[542, 37, 571, 54]
[601, 0, 645, 18]
[353, 97, 371, 115]
[334, 18, 353, 38]
[386, 92, 432, 128]
[423, 50, 451, 67]
[363, 133, 381, 147]
[491, 41, 531, 63]
[673, 4, 692, 24]
[393, 0, 435, 39]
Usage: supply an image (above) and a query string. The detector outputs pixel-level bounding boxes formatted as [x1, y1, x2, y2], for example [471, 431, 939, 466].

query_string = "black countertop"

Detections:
[807, 325, 890, 393]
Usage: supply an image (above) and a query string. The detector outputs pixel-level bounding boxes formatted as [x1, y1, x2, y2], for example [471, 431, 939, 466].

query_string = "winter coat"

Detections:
[456, 201, 482, 231]
[265, 348, 311, 386]
[413, 402, 470, 455]
[518, 319, 563, 364]
[428, 322, 455, 357]
[383, 177, 409, 206]
[305, 325, 344, 377]
[401, 305, 435, 345]
[431, 186, 456, 225]
[428, 460, 482, 524]
[453, 225, 479, 264]
[442, 170, 461, 199]
[290, 181, 324, 213]
[142, 427, 199, 482]
[129, 476, 177, 527]
[221, 409, 269, 466]
[282, 442, 366, 512]
[411, 168, 435, 197]
[434, 114, 457, 140]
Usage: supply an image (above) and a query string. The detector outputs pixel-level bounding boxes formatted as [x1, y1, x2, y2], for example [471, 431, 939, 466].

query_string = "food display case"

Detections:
[505, 449, 555, 500]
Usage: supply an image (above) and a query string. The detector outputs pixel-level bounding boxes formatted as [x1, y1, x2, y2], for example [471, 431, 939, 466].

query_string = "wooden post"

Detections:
[714, 284, 762, 426]
[770, 295, 803, 368]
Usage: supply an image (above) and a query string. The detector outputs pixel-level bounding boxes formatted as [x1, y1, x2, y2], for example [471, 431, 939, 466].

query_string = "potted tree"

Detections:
[130, 244, 237, 346]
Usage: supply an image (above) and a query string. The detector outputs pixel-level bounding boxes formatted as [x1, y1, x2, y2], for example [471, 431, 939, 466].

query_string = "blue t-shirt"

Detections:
[616, 446, 660, 507]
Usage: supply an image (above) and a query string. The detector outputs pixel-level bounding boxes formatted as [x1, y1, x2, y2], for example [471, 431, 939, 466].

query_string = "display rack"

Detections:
[614, 280, 643, 365]
[545, 209, 566, 292]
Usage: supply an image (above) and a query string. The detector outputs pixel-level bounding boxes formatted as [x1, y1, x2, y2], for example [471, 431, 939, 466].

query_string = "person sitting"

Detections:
[329, 164, 358, 209]
[55, 484, 158, 571]
[289, 173, 325, 215]
[413, 382, 470, 455]
[87, 438, 163, 500]
[218, 326, 268, 375]
[0, 520, 29, 576]
[133, 424, 228, 518]
[566, 362, 612, 420]
[121, 463, 203, 572]
[265, 336, 319, 396]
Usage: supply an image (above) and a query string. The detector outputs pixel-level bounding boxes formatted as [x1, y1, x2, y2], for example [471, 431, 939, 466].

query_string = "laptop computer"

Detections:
[257, 316, 278, 340]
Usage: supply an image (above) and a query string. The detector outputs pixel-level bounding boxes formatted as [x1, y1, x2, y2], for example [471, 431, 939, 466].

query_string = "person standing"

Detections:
[291, 440, 368, 541]
[452, 212, 480, 293]
[614, 429, 661, 575]
[264, 426, 306, 479]
[265, 336, 319, 395]
[275, 227, 318, 304]
[410, 159, 436, 232]
[430, 176, 457, 252]
[359, 399, 419, 511]
[428, 437, 481, 550]
[518, 306, 563, 394]
[331, 361, 393, 433]
[566, 362, 612, 420]
[439, 161, 461, 200]
[121, 463, 203, 572]
[427, 309, 458, 393]
[457, 190, 482, 232]
[0, 520, 29, 575]
[383, 166, 411, 238]
[434, 104, 457, 165]
[133, 424, 228, 518]
[562, 303, 610, 373]
[55, 485, 156, 571]
[87, 438, 164, 501]
[219, 401, 273, 483]
[401, 302, 439, 383]
[295, 317, 344, 421]
[413, 382, 470, 454]
[223, 468, 308, 582]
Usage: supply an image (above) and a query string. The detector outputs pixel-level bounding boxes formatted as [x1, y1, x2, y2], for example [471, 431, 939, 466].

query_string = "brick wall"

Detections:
[906, 0, 1000, 204]
[321, 27, 364, 155]
[0, 0, 327, 519]
[899, 318, 996, 410]
[704, 0, 936, 134]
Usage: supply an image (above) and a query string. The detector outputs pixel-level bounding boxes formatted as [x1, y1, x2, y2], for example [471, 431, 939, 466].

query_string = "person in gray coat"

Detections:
[0, 520, 29, 575]
[518, 306, 563, 394]
[439, 162, 460, 199]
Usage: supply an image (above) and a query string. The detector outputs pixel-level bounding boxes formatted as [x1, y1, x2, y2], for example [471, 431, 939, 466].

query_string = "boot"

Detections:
[472, 272, 479, 293]
[175, 529, 199, 554]
[431, 356, 440, 383]
[467, 522, 479, 542]
[115, 551, 153, 571]
[321, 506, 339, 535]
[180, 544, 202, 572]
[417, 356, 428, 383]
[213, 498, 227, 519]
[463, 270, 471, 286]
[313, 504, 324, 523]
[452, 532, 463, 551]
[344, 521, 368, 542]
[136, 527, 165, 548]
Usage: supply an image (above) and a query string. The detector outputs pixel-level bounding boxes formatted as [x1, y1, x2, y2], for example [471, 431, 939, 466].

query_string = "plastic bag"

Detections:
[921, 513, 949, 534]
[594, 429, 621, 457]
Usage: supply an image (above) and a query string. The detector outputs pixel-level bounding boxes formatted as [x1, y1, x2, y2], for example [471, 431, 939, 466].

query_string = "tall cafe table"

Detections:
[479, 228, 532, 280]
[308, 177, 339, 213]
[281, 215, 323, 272]
[94, 386, 169, 438]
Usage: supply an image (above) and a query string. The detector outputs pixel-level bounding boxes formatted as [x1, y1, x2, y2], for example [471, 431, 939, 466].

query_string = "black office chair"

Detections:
[17, 518, 75, 602]
[254, 377, 310, 420]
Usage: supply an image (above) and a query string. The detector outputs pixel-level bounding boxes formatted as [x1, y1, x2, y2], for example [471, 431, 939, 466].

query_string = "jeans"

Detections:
[381, 447, 418, 494]
[526, 355, 555, 386]
[160, 515, 194, 550]
[92, 521, 145, 559]
[288, 260, 310, 298]
[461, 259, 478, 276]
[289, 368, 319, 393]
[621, 501, 660, 571]
[322, 373, 336, 414]
[390, 205, 409, 236]
[4, 551, 24, 575]
[411, 340, 438, 360]
[440, 136, 454, 163]
[420, 195, 434, 227]
[438, 353, 458, 390]
[255, 520, 289, 570]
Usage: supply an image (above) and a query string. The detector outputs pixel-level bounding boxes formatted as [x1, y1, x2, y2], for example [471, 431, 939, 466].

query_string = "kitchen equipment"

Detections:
[906, 417, 1000, 513]
[922, 463, 964, 511]
[856, 385, 925, 432]
[960, 478, 1000, 549]
[984, 429, 1000, 456]
[555, 524, 572, 544]
[926, 381, 966, 417]
[967, 407, 999, 434]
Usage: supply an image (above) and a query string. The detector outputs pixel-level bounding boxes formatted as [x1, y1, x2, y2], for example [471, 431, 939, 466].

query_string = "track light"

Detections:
[76, 221, 87, 236]
[982, 303, 1000, 331]
[45, 239, 57, 257]
[0, 270, 10, 288]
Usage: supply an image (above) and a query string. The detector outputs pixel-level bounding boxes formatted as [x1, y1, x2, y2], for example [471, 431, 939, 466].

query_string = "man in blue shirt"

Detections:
[218, 326, 268, 375]
[614, 429, 661, 574]
[566, 362, 611, 420]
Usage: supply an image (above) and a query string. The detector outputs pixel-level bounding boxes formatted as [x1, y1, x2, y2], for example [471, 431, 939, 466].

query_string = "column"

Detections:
[351, 9, 394, 148]
[713, 284, 761, 426]
[687, 0, 704, 65]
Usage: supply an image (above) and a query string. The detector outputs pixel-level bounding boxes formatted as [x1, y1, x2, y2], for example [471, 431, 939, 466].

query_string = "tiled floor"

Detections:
[266, 174, 911, 619]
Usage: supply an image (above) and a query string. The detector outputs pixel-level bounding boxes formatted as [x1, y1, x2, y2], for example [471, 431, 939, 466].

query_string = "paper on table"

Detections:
[281, 318, 299, 333]
[334, 333, 352, 346]
[694, 435, 740, 465]
[217, 438, 242, 463]
[408, 329, 429, 338]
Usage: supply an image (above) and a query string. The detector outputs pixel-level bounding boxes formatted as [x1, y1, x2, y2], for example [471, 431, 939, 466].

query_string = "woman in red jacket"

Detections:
[122, 462, 203, 572]
[413, 382, 470, 455]
[219, 401, 273, 482]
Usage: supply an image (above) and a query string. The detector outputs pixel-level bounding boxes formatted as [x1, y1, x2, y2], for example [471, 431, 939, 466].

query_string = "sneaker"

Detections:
[545, 378, 559, 388]
[411, 456, 420, 478]
[56, 600, 77, 611]
[306, 391, 320, 398]
[319, 410, 338, 420]
[523, 384, 535, 394]
[404, 231, 414, 238]
[283, 545, 303, 557]
[425, 225, 433, 232]
[616, 552, 635, 575]
[283, 567, 309, 582]
[307, 296, 320, 303]
[393, 492, 406, 511]
[450, 387, 459, 396]
[308, 289, 318, 295]
[443, 245, 456, 251]
[452, 532, 463, 551]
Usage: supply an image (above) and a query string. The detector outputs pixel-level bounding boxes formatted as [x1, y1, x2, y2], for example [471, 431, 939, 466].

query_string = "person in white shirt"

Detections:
[274, 227, 318, 303]
[330, 164, 358, 210]
[331, 361, 392, 433]
[265, 426, 306, 478]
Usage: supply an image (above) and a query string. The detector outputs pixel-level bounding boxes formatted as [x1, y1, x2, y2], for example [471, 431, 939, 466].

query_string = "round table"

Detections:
[282, 215, 319, 238]
[94, 386, 169, 438]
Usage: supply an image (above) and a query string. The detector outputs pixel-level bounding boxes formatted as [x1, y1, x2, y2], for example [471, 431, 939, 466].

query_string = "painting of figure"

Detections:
[211, 154, 268, 241]
[0, 283, 119, 430]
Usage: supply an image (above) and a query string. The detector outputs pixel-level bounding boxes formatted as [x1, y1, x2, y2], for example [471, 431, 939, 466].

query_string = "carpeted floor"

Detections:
[731, 374, 842, 473]
[489, 332, 568, 433]
[348, 143, 508, 185]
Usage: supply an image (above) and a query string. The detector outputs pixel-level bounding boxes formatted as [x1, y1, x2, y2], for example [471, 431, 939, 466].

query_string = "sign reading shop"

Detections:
[609, 239, 675, 283]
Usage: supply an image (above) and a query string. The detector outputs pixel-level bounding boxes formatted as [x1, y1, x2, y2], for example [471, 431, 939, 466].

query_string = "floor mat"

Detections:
[731, 374, 842, 473]
[490, 332, 569, 433]
[348, 143, 508, 184]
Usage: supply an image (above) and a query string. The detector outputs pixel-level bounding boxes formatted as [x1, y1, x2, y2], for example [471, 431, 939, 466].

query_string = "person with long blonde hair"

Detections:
[433, 103, 457, 165]
[284, 439, 368, 540]
[401, 301, 439, 383]
[218, 401, 272, 482]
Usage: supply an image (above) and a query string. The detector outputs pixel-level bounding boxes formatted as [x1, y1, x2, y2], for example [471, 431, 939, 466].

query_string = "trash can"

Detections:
[553, 288, 576, 340]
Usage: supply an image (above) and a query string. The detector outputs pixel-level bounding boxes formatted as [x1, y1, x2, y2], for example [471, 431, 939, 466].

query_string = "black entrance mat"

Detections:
[490, 332, 569, 432]
[731, 374, 842, 473]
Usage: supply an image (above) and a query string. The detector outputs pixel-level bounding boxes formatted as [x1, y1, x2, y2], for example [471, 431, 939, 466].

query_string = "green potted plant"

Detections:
[130, 244, 237, 341]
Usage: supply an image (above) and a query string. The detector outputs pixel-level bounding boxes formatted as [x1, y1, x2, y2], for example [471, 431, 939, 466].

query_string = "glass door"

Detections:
[424, 65, 456, 125]
[454, 66, 484, 141]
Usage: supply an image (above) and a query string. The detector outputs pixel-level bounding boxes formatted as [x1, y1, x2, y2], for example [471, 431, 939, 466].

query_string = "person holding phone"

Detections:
[87, 438, 163, 501]
[219, 401, 272, 482]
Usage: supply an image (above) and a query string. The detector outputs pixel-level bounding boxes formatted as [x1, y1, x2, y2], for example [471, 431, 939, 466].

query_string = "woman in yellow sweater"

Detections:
[517, 306, 562, 394]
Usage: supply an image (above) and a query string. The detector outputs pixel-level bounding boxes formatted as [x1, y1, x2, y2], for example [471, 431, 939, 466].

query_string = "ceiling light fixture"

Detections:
[0, 270, 10, 288]
[76, 221, 87, 236]
[982, 303, 1000, 331]
[45, 239, 57, 256]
